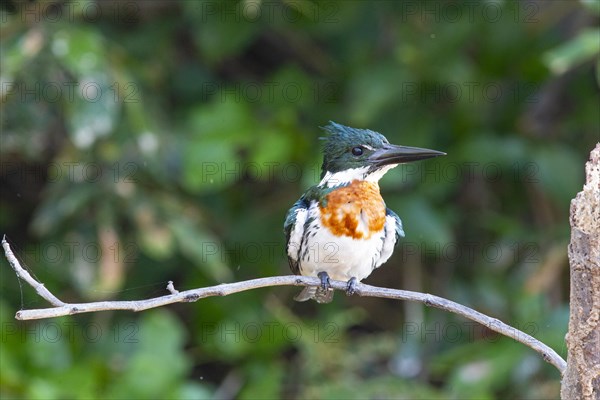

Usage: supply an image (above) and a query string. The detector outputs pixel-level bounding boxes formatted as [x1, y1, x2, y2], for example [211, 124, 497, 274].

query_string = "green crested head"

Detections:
[318, 121, 445, 186]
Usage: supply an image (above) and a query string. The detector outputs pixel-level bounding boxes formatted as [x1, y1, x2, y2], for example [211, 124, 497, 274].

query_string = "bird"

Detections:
[284, 122, 445, 303]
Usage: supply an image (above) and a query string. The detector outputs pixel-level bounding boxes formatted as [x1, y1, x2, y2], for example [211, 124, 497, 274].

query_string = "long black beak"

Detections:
[369, 144, 446, 167]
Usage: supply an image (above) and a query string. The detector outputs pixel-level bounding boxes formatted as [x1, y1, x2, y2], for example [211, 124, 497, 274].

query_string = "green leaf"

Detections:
[188, 1, 260, 64]
[347, 63, 407, 126]
[303, 375, 444, 399]
[30, 184, 97, 236]
[580, 0, 600, 15]
[544, 28, 600, 74]
[0, 29, 37, 81]
[533, 145, 584, 206]
[172, 382, 213, 400]
[134, 202, 176, 260]
[446, 341, 523, 398]
[25, 322, 72, 371]
[52, 27, 106, 76]
[250, 129, 293, 172]
[239, 362, 284, 400]
[26, 378, 62, 400]
[457, 135, 528, 166]
[391, 196, 452, 249]
[182, 100, 257, 193]
[170, 217, 233, 282]
[107, 310, 191, 398]
[65, 72, 119, 149]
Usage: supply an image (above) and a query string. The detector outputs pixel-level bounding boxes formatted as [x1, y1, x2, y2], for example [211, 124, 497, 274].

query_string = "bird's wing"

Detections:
[284, 196, 309, 275]
[386, 208, 405, 242]
[376, 208, 405, 267]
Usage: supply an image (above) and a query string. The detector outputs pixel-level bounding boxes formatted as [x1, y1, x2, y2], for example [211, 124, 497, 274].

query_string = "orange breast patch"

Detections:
[320, 180, 386, 239]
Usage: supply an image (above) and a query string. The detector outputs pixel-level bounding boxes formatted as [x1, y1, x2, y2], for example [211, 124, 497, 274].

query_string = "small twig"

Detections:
[1, 236, 566, 375]
[166, 281, 179, 295]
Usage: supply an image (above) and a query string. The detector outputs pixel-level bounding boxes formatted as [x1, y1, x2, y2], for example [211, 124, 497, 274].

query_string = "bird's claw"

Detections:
[317, 271, 331, 291]
[346, 277, 358, 296]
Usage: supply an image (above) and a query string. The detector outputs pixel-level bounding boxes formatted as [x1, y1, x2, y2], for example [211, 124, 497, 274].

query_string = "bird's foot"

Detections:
[346, 277, 358, 296]
[317, 271, 331, 291]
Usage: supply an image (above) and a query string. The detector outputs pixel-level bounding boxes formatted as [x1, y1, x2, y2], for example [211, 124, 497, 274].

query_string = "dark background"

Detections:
[1, 1, 599, 398]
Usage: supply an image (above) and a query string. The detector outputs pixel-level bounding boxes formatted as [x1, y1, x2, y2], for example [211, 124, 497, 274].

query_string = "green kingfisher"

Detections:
[284, 122, 445, 303]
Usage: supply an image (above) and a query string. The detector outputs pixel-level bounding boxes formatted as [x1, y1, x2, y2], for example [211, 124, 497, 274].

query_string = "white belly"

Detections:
[298, 203, 387, 282]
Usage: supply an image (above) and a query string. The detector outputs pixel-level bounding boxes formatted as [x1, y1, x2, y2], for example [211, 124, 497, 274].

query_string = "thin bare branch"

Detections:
[2, 236, 566, 375]
[2, 235, 65, 307]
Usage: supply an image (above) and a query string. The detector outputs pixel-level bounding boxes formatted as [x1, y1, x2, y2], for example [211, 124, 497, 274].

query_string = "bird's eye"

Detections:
[351, 147, 363, 156]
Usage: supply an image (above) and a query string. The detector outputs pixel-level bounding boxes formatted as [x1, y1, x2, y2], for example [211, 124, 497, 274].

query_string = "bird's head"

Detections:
[319, 121, 445, 187]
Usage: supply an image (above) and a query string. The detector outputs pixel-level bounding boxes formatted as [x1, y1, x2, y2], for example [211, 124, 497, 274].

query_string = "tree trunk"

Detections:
[561, 143, 600, 400]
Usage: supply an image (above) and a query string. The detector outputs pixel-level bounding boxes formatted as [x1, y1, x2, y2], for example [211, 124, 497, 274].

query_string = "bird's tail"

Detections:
[294, 286, 334, 303]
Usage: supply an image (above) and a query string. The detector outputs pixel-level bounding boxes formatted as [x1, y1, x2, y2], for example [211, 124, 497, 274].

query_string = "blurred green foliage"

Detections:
[1, 0, 598, 399]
